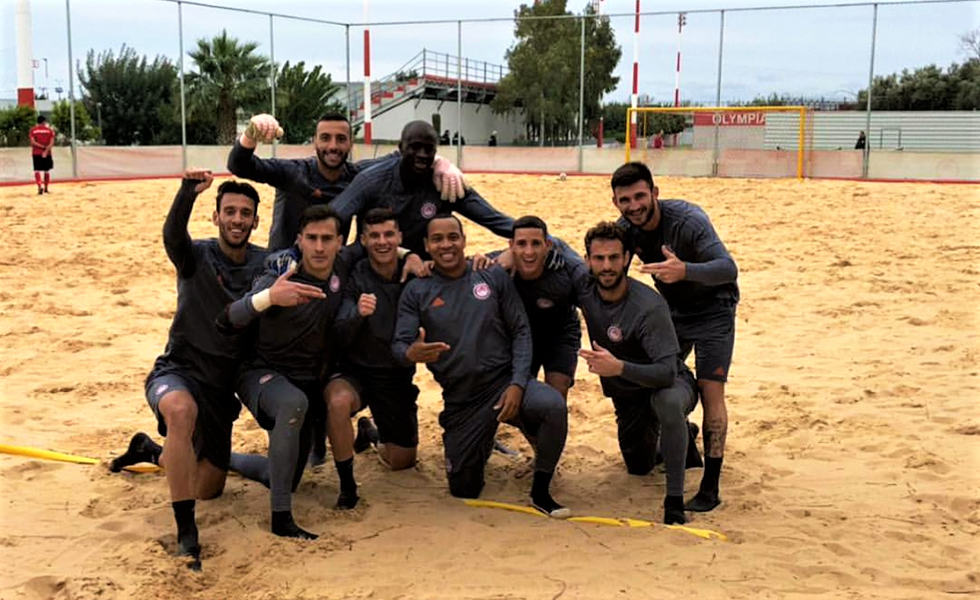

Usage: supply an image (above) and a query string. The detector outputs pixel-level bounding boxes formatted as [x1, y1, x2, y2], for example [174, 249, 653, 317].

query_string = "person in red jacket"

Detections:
[29, 115, 55, 194]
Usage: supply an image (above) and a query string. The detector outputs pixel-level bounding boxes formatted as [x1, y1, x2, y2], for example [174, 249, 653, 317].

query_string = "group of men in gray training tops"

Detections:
[110, 112, 739, 570]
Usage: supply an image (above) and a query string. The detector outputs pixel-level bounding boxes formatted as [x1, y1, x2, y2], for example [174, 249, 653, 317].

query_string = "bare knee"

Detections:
[196, 460, 227, 499]
[544, 372, 572, 400]
[382, 445, 417, 471]
[159, 392, 198, 434]
[698, 381, 727, 414]
[325, 380, 359, 416]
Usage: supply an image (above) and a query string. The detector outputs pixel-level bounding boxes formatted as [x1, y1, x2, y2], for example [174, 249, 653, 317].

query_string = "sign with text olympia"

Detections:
[693, 111, 767, 127]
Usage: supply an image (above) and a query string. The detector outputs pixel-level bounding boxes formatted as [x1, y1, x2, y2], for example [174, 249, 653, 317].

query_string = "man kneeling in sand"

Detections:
[577, 222, 700, 525]
[109, 170, 267, 568]
[392, 215, 570, 517]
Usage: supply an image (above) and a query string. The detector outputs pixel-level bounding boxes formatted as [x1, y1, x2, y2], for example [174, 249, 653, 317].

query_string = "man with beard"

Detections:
[108, 170, 267, 569]
[326, 208, 421, 509]
[610, 162, 738, 514]
[218, 206, 349, 540]
[228, 113, 468, 251]
[392, 215, 570, 517]
[332, 121, 514, 257]
[577, 221, 699, 525]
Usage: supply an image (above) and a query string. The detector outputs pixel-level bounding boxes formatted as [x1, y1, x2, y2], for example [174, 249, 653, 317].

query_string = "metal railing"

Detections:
[347, 48, 507, 119]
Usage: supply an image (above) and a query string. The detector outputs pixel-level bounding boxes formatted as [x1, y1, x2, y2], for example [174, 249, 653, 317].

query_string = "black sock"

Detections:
[271, 510, 318, 540]
[335, 458, 356, 492]
[172, 500, 199, 557]
[334, 458, 360, 509]
[109, 432, 162, 472]
[664, 495, 686, 525]
[700, 456, 723, 497]
[530, 471, 565, 515]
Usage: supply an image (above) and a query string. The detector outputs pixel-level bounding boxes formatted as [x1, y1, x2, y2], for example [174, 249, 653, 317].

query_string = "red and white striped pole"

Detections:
[629, 0, 640, 149]
[673, 12, 686, 146]
[362, 0, 373, 145]
[15, 0, 35, 108]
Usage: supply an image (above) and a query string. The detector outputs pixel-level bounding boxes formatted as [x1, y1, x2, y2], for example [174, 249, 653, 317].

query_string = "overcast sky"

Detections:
[2, 0, 977, 105]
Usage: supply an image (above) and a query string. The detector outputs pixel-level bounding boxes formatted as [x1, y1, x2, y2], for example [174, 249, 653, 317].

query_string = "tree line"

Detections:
[2, 12, 977, 149]
[0, 30, 343, 147]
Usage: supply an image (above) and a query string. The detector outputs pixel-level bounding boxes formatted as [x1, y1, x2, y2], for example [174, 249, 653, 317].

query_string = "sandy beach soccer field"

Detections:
[1, 173, 978, 599]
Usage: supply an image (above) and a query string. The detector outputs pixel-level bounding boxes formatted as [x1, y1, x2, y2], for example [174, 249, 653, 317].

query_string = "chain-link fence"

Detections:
[1, 0, 976, 181]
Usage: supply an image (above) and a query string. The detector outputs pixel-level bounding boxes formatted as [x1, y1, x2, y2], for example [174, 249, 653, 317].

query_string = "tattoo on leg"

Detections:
[705, 417, 727, 458]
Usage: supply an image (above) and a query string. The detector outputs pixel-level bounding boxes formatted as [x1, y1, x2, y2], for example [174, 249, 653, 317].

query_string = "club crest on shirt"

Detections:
[329, 274, 341, 292]
[606, 325, 623, 342]
[472, 282, 492, 300]
[421, 202, 438, 219]
[536, 297, 555, 309]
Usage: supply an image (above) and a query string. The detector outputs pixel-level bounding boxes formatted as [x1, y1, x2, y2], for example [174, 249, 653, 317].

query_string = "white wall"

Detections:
[364, 98, 524, 146]
[1, 146, 977, 183]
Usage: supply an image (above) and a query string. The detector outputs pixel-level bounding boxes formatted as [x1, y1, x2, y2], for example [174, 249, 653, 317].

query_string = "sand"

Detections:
[0, 173, 978, 600]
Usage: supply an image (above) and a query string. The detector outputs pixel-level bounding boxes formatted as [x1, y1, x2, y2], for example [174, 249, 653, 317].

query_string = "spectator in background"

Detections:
[855, 131, 867, 150]
[29, 115, 56, 195]
[440, 130, 451, 145]
[652, 130, 665, 150]
[488, 131, 498, 147]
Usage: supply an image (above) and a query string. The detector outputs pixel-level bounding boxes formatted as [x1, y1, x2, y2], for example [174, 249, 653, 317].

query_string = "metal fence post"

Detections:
[457, 20, 462, 167]
[269, 14, 277, 157]
[178, 1, 187, 170]
[577, 15, 585, 172]
[863, 4, 878, 178]
[712, 10, 725, 177]
[65, 0, 77, 177]
[345, 25, 352, 122]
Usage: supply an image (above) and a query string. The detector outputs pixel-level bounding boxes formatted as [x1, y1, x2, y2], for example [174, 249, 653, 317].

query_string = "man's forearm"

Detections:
[620, 358, 677, 389]
[684, 257, 738, 285]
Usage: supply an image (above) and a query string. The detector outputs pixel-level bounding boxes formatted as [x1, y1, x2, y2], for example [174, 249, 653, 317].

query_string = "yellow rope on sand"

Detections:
[464, 499, 728, 541]
[0, 442, 161, 473]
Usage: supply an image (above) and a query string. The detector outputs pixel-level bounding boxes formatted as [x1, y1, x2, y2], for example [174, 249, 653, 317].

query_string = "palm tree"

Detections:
[275, 61, 345, 144]
[187, 30, 269, 144]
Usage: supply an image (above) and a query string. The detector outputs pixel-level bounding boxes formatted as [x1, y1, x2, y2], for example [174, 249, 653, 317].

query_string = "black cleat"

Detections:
[176, 522, 202, 570]
[335, 488, 360, 510]
[493, 439, 520, 457]
[109, 432, 162, 472]
[684, 490, 721, 513]
[664, 495, 686, 525]
[353, 417, 379, 453]
[530, 493, 571, 519]
[271, 511, 318, 540]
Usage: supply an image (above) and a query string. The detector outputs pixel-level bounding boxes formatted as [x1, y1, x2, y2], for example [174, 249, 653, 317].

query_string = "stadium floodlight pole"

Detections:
[178, 1, 187, 170]
[65, 0, 77, 177]
[578, 15, 585, 172]
[270, 14, 277, 157]
[863, 3, 878, 178]
[712, 10, 725, 177]
[457, 20, 463, 166]
[363, 0, 372, 145]
[630, 0, 640, 150]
